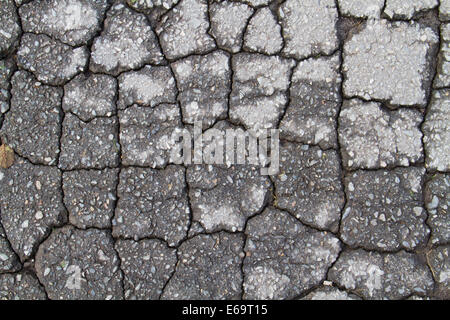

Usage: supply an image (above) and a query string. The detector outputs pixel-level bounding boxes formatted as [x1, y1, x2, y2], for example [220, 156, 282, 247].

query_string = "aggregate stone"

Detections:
[17, 33, 88, 86]
[423, 89, 450, 172]
[0, 0, 446, 302]
[0, 59, 15, 115]
[187, 163, 271, 233]
[112, 166, 190, 247]
[156, 0, 216, 59]
[339, 99, 423, 169]
[209, 1, 253, 53]
[172, 51, 230, 128]
[384, 0, 438, 20]
[0, 0, 21, 57]
[59, 113, 119, 170]
[434, 24, 450, 88]
[63, 168, 119, 229]
[230, 53, 295, 130]
[328, 249, 434, 300]
[424, 174, 450, 245]
[243, 208, 341, 299]
[119, 103, 182, 168]
[19, 0, 110, 46]
[115, 239, 177, 300]
[343, 19, 438, 106]
[0, 71, 62, 165]
[35, 226, 123, 300]
[63, 73, 117, 122]
[243, 7, 283, 55]
[280, 53, 341, 149]
[0, 223, 21, 273]
[427, 245, 450, 299]
[117, 65, 177, 110]
[0, 158, 66, 261]
[301, 285, 361, 300]
[90, 4, 164, 76]
[341, 167, 429, 251]
[273, 142, 344, 232]
[338, 0, 384, 18]
[162, 232, 244, 300]
[278, 0, 339, 59]
[0, 272, 47, 300]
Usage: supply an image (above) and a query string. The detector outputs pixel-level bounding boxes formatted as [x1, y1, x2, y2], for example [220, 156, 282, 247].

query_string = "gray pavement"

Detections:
[0, 0, 449, 300]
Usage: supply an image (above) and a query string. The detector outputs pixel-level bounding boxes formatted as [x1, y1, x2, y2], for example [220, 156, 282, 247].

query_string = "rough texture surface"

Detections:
[339, 99, 423, 169]
[329, 249, 434, 300]
[112, 166, 190, 246]
[19, 0, 110, 46]
[274, 143, 344, 232]
[63, 169, 118, 229]
[117, 65, 176, 110]
[155, 0, 216, 59]
[0, 272, 47, 300]
[90, 4, 164, 75]
[301, 285, 361, 300]
[338, 0, 384, 18]
[343, 20, 438, 106]
[423, 90, 450, 172]
[341, 168, 429, 251]
[187, 163, 271, 232]
[115, 239, 177, 300]
[59, 114, 119, 170]
[279, 0, 338, 59]
[280, 54, 341, 149]
[0, 59, 14, 116]
[172, 51, 230, 128]
[0, 224, 20, 273]
[244, 8, 282, 55]
[17, 33, 88, 86]
[0, 0, 448, 301]
[0, 0, 21, 57]
[434, 23, 450, 88]
[35, 226, 123, 300]
[63, 73, 117, 122]
[384, 0, 438, 19]
[230, 53, 294, 130]
[425, 174, 450, 245]
[243, 208, 341, 299]
[428, 245, 450, 299]
[440, 0, 450, 21]
[210, 1, 253, 53]
[0, 158, 66, 261]
[162, 232, 244, 300]
[119, 104, 181, 168]
[1, 71, 62, 165]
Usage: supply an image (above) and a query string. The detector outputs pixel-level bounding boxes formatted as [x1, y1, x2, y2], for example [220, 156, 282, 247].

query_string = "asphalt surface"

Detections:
[0, 0, 449, 300]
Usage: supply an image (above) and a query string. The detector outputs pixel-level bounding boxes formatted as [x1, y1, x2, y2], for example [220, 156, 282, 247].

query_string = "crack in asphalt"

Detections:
[0, 0, 448, 300]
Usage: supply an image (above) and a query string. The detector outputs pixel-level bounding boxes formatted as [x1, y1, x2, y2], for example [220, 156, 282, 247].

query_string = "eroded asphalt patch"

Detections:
[0, 0, 449, 300]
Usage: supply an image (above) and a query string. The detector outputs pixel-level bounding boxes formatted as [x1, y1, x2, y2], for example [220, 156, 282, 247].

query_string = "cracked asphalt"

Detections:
[0, 0, 449, 301]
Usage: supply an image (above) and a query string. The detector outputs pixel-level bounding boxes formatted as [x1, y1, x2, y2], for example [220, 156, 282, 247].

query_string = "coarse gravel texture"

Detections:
[0, 0, 448, 301]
